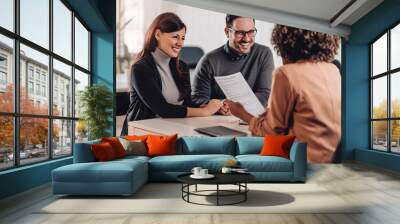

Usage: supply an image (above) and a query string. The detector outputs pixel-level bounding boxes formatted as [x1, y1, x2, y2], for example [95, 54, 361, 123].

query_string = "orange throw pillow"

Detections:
[146, 134, 177, 157]
[124, 135, 149, 141]
[101, 137, 127, 158]
[91, 142, 117, 161]
[260, 135, 296, 159]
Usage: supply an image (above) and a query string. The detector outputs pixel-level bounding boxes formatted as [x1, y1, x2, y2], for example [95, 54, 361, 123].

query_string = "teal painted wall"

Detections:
[91, 0, 116, 135]
[0, 0, 116, 200]
[355, 149, 400, 172]
[66, 0, 110, 32]
[92, 32, 116, 136]
[342, 44, 369, 160]
[343, 0, 400, 171]
[0, 158, 72, 199]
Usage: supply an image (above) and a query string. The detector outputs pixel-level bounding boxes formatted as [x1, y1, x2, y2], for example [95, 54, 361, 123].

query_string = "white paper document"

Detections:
[214, 72, 265, 117]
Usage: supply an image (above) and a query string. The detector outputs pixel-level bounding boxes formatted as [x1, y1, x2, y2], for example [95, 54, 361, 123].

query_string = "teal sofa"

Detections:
[52, 136, 307, 196]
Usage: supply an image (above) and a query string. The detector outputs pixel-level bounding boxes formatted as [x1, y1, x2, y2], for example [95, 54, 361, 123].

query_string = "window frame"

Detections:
[0, 71, 7, 86]
[0, 53, 7, 88]
[370, 20, 400, 154]
[0, 0, 92, 171]
[0, 53, 7, 68]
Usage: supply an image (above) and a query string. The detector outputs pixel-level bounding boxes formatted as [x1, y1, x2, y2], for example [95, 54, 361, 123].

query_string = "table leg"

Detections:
[195, 184, 197, 192]
[187, 184, 190, 202]
[181, 184, 183, 199]
[217, 184, 219, 206]
[245, 183, 247, 201]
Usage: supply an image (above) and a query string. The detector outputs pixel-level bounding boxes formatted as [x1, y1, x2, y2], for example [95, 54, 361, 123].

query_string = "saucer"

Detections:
[190, 174, 215, 179]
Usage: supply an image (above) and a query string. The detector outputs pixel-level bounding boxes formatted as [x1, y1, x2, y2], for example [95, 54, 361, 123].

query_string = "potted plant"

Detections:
[79, 84, 113, 140]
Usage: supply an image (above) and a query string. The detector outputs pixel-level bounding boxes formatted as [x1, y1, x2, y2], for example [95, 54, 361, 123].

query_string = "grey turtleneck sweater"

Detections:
[192, 43, 274, 106]
[151, 48, 183, 105]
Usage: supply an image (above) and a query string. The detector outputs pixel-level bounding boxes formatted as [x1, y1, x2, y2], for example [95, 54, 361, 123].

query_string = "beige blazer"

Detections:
[249, 62, 341, 163]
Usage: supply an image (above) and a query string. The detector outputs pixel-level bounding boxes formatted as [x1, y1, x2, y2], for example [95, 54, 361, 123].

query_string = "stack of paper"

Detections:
[214, 72, 265, 116]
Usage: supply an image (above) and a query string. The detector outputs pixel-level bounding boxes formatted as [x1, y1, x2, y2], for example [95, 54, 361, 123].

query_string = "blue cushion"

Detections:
[73, 139, 100, 163]
[177, 136, 235, 155]
[236, 155, 293, 172]
[236, 137, 263, 155]
[116, 155, 150, 163]
[247, 172, 295, 182]
[52, 159, 147, 183]
[148, 154, 235, 172]
[52, 158, 148, 195]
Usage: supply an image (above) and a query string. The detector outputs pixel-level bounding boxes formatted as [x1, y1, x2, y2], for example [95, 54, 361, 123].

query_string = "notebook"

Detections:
[194, 126, 248, 137]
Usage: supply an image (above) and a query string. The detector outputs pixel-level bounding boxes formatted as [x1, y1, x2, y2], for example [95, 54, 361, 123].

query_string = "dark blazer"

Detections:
[121, 53, 194, 135]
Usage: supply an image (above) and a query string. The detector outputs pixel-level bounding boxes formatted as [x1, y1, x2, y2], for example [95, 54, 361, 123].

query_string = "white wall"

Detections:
[121, 0, 283, 67]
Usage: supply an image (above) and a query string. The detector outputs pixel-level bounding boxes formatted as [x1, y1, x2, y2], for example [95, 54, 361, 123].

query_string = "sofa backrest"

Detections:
[235, 137, 263, 155]
[73, 136, 304, 162]
[74, 137, 237, 162]
[73, 139, 100, 163]
[176, 136, 236, 155]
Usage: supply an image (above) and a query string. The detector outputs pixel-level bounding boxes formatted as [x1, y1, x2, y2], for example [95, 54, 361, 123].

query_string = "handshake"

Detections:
[201, 99, 234, 116]
[201, 99, 247, 120]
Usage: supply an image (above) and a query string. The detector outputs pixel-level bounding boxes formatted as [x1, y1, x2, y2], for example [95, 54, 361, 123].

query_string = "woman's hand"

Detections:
[203, 99, 223, 116]
[225, 100, 254, 123]
[218, 100, 232, 116]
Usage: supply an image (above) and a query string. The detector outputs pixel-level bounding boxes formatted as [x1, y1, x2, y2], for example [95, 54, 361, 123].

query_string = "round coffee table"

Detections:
[177, 173, 255, 206]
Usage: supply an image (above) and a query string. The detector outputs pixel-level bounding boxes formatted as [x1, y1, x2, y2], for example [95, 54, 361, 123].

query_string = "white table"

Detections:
[128, 116, 250, 136]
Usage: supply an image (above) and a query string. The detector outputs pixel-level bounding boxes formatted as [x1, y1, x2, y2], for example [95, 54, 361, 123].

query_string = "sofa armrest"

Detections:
[73, 140, 100, 163]
[289, 141, 307, 181]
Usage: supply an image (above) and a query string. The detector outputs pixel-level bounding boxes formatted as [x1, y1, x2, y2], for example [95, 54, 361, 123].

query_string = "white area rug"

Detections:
[38, 183, 361, 214]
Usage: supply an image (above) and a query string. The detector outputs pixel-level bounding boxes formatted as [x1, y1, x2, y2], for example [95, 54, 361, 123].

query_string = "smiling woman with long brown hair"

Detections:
[121, 13, 222, 135]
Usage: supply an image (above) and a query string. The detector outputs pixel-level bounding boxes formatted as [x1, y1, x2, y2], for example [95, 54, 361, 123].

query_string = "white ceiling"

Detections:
[225, 0, 352, 23]
[165, 0, 384, 37]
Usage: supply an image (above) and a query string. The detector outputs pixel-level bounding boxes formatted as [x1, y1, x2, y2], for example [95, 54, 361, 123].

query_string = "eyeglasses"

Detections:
[228, 27, 257, 38]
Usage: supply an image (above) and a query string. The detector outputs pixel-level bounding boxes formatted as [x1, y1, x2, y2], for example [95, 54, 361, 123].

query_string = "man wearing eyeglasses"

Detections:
[192, 14, 274, 115]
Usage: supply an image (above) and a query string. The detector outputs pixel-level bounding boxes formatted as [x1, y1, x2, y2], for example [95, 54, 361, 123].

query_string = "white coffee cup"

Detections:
[221, 167, 232, 174]
[200, 169, 208, 176]
[191, 167, 202, 176]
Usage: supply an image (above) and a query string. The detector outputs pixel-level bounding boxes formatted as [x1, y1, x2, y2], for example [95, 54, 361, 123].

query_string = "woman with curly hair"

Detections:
[227, 25, 341, 163]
